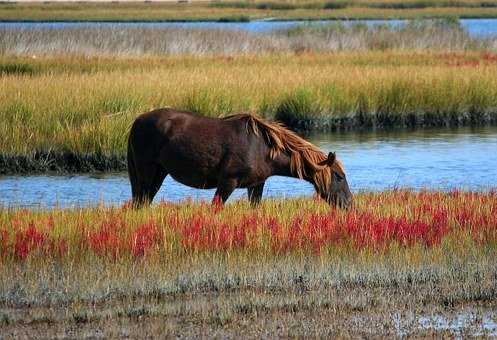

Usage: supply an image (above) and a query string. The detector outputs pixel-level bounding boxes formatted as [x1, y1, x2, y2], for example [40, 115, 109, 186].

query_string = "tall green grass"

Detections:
[0, 62, 36, 76]
[1, 52, 497, 173]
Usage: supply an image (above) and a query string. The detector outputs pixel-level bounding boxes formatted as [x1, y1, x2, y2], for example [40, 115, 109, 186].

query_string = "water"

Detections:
[393, 309, 497, 337]
[1, 18, 496, 37]
[1, 127, 496, 208]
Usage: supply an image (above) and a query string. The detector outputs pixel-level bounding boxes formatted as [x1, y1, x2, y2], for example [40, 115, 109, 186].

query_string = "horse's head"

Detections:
[317, 152, 353, 209]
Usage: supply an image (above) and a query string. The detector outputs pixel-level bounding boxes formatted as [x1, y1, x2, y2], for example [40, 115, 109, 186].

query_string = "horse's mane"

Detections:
[223, 113, 345, 192]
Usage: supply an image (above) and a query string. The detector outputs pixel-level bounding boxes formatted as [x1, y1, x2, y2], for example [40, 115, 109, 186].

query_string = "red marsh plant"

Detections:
[0, 191, 496, 262]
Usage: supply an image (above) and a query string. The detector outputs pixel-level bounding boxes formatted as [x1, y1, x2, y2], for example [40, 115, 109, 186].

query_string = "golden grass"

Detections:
[2, 1, 497, 21]
[0, 190, 496, 336]
[1, 52, 497, 160]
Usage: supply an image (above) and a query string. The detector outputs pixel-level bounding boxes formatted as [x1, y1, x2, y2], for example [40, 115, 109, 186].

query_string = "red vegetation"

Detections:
[130, 221, 162, 257]
[7, 221, 67, 260]
[0, 191, 496, 261]
[481, 52, 497, 64]
[442, 52, 497, 67]
[14, 223, 45, 260]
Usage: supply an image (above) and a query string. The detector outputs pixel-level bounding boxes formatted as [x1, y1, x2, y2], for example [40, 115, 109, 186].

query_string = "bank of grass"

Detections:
[1, 21, 496, 173]
[1, 51, 497, 173]
[2, 1, 497, 21]
[0, 191, 496, 336]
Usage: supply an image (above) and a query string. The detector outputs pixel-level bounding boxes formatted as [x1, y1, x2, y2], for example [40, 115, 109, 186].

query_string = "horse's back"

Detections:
[131, 108, 192, 138]
[129, 108, 259, 188]
[131, 108, 244, 141]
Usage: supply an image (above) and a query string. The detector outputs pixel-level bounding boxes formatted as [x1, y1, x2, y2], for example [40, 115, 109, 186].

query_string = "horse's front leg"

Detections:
[212, 178, 238, 205]
[247, 182, 265, 207]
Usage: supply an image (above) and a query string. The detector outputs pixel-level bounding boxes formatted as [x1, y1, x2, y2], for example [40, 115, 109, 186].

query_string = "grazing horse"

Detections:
[127, 108, 353, 208]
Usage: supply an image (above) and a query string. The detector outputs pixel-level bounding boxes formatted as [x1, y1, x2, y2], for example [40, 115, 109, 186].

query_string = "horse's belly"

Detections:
[169, 172, 218, 189]
[159, 142, 223, 189]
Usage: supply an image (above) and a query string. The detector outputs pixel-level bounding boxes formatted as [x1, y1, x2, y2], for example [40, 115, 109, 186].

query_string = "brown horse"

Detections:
[127, 108, 353, 208]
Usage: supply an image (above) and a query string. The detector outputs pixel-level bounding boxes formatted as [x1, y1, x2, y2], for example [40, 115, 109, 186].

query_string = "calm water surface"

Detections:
[1, 127, 496, 208]
[1, 19, 497, 37]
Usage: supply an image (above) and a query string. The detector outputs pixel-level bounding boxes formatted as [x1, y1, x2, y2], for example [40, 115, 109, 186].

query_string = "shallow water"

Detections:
[393, 309, 497, 336]
[1, 127, 496, 208]
[1, 18, 496, 37]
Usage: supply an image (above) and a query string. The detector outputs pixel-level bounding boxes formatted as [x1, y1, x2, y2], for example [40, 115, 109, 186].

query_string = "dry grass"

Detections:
[1, 20, 493, 57]
[0, 191, 496, 336]
[2, 1, 497, 21]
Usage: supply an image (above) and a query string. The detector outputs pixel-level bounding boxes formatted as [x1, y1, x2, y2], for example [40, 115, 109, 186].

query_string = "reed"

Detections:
[0, 191, 496, 336]
[2, 0, 497, 21]
[1, 51, 497, 173]
[1, 20, 494, 57]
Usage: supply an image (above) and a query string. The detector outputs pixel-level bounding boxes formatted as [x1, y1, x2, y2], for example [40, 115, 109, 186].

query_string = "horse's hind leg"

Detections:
[247, 182, 265, 206]
[132, 163, 167, 207]
[213, 178, 238, 205]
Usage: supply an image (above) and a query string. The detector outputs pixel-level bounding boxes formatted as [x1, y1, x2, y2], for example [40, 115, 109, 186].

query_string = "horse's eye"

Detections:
[335, 172, 344, 181]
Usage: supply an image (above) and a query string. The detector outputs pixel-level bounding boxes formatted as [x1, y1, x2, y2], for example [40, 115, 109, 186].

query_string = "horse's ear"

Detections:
[328, 152, 336, 165]
[317, 152, 336, 167]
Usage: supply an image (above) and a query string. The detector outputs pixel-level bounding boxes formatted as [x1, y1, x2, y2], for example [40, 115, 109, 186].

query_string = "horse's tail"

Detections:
[127, 124, 139, 203]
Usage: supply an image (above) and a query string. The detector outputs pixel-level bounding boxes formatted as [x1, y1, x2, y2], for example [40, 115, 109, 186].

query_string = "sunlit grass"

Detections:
[2, 1, 497, 21]
[1, 191, 496, 262]
[0, 191, 495, 310]
[1, 52, 497, 166]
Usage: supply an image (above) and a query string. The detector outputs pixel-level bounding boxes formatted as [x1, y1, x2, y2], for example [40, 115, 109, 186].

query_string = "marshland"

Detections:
[1, 192, 497, 337]
[3, 0, 497, 21]
[1, 12, 497, 337]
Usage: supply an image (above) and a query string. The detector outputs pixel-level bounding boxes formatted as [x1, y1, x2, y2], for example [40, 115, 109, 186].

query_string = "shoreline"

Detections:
[3, 2, 497, 22]
[0, 13, 497, 24]
[2, 118, 496, 175]
[2, 14, 497, 23]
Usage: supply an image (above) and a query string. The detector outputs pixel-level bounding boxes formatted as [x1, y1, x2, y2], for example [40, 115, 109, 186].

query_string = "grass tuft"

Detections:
[274, 88, 322, 125]
[0, 62, 36, 76]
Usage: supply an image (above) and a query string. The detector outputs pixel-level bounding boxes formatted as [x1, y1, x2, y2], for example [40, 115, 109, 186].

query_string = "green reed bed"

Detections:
[1, 51, 497, 173]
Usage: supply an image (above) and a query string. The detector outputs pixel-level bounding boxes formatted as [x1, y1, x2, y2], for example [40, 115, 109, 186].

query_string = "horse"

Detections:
[127, 108, 353, 208]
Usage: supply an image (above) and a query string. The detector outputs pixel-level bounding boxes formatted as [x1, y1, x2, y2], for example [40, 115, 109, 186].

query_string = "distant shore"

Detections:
[2, 1, 497, 22]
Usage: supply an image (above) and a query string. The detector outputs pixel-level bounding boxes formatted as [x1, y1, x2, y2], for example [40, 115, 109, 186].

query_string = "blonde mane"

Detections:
[223, 114, 345, 193]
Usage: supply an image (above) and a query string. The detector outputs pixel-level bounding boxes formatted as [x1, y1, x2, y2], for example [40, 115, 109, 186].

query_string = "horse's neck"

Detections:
[271, 152, 315, 184]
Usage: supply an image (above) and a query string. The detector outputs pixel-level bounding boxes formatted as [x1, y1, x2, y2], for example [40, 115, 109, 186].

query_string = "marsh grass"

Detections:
[1, 52, 497, 173]
[211, 0, 497, 10]
[2, 0, 497, 21]
[274, 88, 323, 124]
[0, 61, 36, 76]
[1, 22, 497, 173]
[1, 20, 495, 57]
[0, 192, 496, 336]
